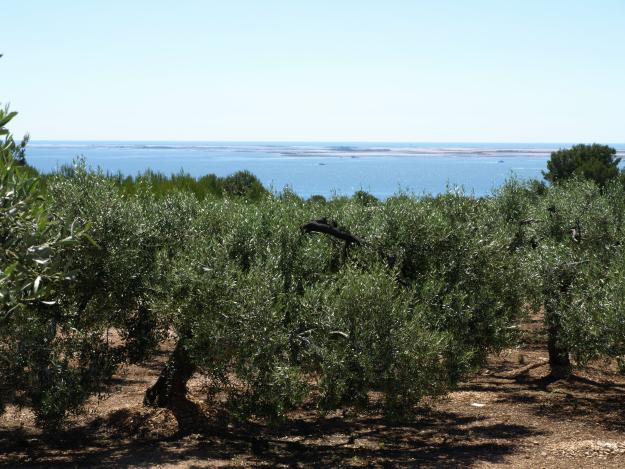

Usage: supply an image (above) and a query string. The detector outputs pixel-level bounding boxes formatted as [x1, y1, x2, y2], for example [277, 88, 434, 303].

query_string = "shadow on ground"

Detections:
[0, 404, 544, 468]
[463, 368, 625, 434]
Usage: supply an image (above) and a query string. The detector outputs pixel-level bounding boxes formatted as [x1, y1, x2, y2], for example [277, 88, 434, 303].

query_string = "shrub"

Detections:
[352, 190, 379, 206]
[307, 194, 327, 204]
[222, 170, 267, 200]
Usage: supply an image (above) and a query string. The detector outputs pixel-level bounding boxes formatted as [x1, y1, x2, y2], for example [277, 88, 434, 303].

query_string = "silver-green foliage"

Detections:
[498, 177, 625, 368]
[155, 189, 525, 420]
[47, 162, 200, 362]
[0, 107, 91, 428]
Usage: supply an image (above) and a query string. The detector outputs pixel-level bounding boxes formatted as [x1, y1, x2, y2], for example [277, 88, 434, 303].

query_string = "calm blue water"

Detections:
[25, 142, 625, 199]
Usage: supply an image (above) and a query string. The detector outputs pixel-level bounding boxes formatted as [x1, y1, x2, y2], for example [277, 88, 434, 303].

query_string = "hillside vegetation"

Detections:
[2, 107, 625, 432]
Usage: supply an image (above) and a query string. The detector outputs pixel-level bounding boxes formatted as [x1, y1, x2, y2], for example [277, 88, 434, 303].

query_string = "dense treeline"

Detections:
[2, 107, 625, 430]
[34, 162, 268, 202]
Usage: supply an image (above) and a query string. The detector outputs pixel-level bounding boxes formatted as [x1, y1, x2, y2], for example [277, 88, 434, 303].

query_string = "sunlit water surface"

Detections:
[26, 142, 625, 198]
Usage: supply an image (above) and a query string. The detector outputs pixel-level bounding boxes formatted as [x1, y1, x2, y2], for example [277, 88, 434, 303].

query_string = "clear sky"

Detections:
[2, 0, 624, 142]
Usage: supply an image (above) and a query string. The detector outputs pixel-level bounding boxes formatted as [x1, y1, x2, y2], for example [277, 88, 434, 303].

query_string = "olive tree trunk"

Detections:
[544, 272, 573, 379]
[546, 310, 572, 379]
[144, 338, 195, 408]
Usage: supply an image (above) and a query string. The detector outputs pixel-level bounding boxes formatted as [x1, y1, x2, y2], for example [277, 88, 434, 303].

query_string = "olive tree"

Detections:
[144, 190, 527, 420]
[521, 178, 624, 377]
[48, 163, 200, 365]
[0, 107, 97, 429]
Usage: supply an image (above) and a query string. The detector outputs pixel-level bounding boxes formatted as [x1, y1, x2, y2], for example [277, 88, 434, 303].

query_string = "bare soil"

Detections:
[2, 316, 625, 468]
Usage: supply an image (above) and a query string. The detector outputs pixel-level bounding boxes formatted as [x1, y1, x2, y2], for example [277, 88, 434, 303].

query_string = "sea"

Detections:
[25, 142, 625, 199]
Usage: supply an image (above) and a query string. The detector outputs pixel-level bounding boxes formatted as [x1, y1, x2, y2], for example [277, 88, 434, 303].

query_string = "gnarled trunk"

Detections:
[543, 265, 575, 380]
[545, 309, 571, 379]
[144, 338, 195, 408]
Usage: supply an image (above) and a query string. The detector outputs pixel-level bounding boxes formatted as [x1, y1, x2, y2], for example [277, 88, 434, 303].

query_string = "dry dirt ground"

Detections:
[2, 317, 625, 468]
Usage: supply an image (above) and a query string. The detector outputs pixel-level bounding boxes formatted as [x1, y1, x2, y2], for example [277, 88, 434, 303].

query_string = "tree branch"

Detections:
[301, 218, 363, 245]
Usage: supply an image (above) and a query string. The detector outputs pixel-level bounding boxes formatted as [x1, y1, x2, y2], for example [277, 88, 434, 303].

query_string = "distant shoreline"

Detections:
[25, 141, 625, 159]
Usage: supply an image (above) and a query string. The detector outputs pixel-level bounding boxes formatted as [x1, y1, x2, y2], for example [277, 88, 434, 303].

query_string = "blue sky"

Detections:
[2, 0, 624, 142]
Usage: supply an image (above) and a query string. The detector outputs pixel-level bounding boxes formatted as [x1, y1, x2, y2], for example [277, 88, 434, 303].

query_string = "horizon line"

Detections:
[27, 139, 625, 145]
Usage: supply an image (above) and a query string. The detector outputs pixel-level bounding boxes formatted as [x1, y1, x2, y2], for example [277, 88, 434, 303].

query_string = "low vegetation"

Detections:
[2, 107, 625, 431]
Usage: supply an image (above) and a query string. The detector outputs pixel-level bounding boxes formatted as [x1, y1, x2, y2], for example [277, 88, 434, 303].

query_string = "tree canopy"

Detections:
[543, 143, 621, 186]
